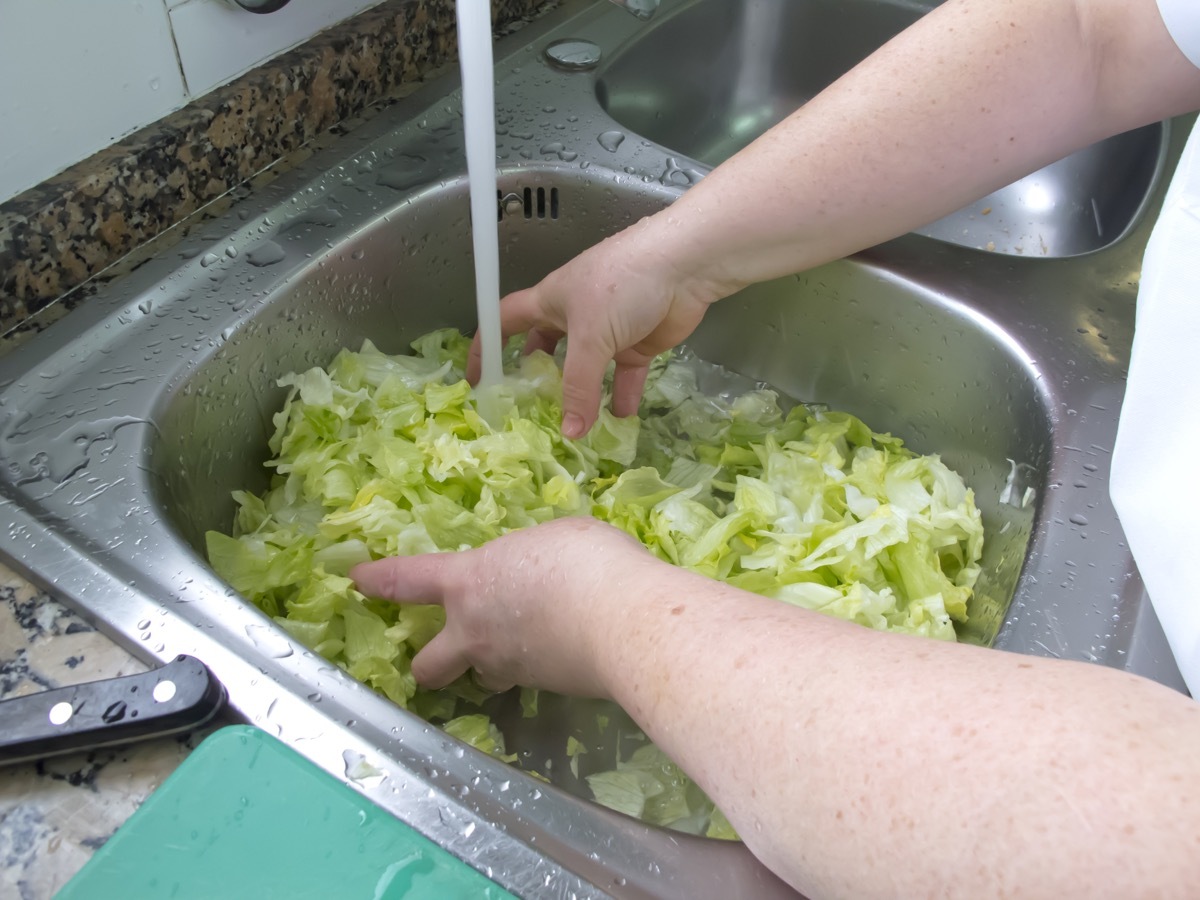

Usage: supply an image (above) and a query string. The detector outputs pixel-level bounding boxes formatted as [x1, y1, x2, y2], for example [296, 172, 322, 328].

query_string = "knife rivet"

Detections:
[48, 702, 73, 725]
[153, 680, 177, 703]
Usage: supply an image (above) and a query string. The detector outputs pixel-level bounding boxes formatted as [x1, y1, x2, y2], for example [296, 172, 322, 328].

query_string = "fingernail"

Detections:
[563, 413, 585, 439]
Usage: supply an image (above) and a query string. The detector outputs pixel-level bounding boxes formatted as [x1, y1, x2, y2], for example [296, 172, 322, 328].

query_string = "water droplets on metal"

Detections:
[246, 241, 286, 268]
[243, 622, 294, 658]
[376, 154, 431, 192]
[539, 142, 577, 162]
[660, 157, 704, 187]
[597, 130, 626, 152]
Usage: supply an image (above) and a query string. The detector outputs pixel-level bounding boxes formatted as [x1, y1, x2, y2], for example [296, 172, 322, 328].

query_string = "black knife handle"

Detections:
[0, 655, 226, 766]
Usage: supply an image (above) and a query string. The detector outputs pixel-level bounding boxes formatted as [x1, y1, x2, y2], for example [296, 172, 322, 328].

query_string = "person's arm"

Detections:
[352, 519, 1200, 899]
[472, 0, 1200, 437]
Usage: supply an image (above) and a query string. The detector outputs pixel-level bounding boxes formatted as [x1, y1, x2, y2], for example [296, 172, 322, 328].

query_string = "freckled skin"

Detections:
[467, 0, 1200, 446]
[355, 0, 1200, 895]
[354, 518, 1200, 899]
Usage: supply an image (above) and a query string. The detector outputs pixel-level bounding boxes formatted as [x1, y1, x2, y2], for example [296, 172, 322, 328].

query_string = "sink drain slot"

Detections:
[498, 187, 559, 221]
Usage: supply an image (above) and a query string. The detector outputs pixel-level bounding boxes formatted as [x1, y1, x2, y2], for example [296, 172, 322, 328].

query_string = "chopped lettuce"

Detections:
[442, 713, 515, 762]
[586, 744, 715, 835]
[206, 331, 984, 840]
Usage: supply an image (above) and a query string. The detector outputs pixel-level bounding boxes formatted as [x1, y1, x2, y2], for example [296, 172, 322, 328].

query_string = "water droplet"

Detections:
[244, 622, 294, 658]
[597, 130, 626, 152]
[1069, 514, 1089, 526]
[246, 241, 286, 267]
[376, 154, 430, 191]
[660, 157, 704, 187]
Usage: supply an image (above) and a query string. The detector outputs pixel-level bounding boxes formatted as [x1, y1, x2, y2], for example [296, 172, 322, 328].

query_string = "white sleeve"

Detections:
[1159, 0, 1200, 68]
[1110, 120, 1200, 696]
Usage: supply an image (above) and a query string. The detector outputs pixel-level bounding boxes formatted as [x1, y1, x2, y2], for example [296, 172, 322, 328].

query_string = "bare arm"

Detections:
[352, 519, 1200, 899]
[473, 0, 1200, 436]
[666, 0, 1200, 288]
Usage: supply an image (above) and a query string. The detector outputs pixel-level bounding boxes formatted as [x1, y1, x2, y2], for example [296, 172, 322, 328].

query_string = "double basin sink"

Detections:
[0, 0, 1187, 896]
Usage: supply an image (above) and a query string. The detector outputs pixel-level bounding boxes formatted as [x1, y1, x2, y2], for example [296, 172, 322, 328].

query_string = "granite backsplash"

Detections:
[0, 0, 557, 338]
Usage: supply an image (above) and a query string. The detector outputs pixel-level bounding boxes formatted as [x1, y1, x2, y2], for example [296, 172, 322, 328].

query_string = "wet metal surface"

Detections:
[0, 0, 1189, 896]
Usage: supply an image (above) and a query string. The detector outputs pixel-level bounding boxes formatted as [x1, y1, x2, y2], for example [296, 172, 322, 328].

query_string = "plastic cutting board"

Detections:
[58, 725, 516, 899]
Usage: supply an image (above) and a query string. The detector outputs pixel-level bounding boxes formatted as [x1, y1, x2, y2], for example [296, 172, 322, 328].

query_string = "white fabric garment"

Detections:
[1110, 120, 1200, 696]
[1158, 0, 1200, 68]
[1111, 2, 1200, 694]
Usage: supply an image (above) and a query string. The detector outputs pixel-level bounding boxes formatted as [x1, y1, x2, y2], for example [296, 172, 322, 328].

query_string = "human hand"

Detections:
[350, 518, 654, 697]
[466, 214, 724, 439]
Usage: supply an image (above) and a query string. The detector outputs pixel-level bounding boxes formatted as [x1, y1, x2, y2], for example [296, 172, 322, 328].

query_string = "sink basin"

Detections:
[0, 0, 1188, 896]
[153, 170, 1038, 649]
[147, 169, 1040, 804]
[596, 0, 1166, 258]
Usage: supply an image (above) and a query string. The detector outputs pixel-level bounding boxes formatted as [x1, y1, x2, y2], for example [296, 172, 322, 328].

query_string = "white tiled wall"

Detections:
[171, 0, 384, 97]
[0, 0, 386, 204]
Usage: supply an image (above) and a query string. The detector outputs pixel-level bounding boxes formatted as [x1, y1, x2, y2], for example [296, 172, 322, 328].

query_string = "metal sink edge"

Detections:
[0, 0, 1191, 897]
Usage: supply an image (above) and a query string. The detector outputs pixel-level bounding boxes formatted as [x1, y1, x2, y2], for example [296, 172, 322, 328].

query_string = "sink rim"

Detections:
[0, 0, 1191, 896]
[592, 0, 1171, 260]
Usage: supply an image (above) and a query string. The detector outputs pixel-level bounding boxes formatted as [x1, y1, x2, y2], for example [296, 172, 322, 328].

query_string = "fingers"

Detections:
[496, 284, 561, 336]
[410, 631, 471, 690]
[522, 326, 562, 358]
[353, 554, 477, 689]
[350, 554, 453, 605]
[465, 331, 482, 385]
[466, 285, 563, 385]
[610, 361, 650, 418]
[494, 284, 613, 439]
[560, 334, 614, 439]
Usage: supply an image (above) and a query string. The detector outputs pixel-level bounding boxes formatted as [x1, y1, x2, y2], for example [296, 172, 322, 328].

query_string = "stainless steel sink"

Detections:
[0, 0, 1189, 897]
[596, 0, 1166, 258]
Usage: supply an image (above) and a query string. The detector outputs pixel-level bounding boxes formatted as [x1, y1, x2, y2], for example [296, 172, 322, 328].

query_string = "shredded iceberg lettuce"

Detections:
[206, 329, 984, 839]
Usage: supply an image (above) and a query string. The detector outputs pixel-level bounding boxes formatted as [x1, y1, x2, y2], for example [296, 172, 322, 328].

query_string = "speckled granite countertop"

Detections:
[0, 566, 223, 899]
[0, 1, 555, 895]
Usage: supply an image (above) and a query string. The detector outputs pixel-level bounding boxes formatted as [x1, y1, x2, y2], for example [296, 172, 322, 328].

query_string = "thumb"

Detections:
[411, 631, 470, 690]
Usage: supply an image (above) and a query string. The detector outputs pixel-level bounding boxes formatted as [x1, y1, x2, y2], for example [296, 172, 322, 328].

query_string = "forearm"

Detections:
[593, 557, 1200, 898]
[654, 0, 1200, 296]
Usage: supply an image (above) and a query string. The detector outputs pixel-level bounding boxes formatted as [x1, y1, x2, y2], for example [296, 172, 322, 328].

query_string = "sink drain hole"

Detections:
[497, 187, 559, 221]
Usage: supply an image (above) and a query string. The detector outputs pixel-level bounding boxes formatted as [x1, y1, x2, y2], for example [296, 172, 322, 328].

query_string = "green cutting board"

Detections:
[59, 725, 516, 899]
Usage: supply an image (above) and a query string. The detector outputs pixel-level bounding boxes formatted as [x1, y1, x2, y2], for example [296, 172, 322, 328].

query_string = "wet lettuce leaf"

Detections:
[206, 331, 984, 838]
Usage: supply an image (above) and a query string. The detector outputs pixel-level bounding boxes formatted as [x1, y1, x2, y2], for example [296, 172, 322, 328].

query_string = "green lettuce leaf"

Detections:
[206, 332, 985, 841]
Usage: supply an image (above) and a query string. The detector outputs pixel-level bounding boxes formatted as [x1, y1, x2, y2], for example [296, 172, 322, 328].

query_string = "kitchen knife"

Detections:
[0, 655, 226, 766]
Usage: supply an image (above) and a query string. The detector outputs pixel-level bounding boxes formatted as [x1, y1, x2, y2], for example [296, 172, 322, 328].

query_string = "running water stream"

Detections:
[456, 0, 504, 389]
